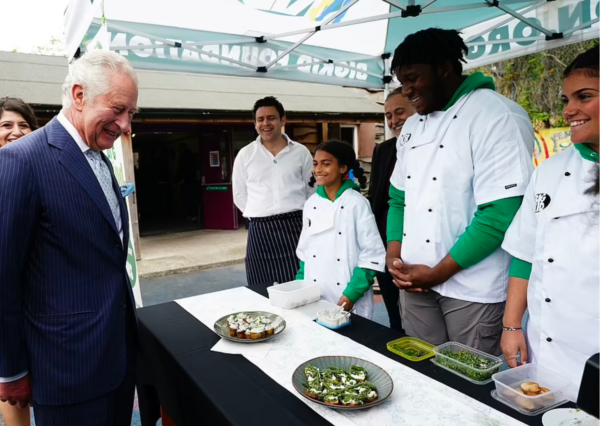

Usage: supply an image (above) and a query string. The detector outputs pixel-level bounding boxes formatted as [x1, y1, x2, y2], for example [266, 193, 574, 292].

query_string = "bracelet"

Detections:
[502, 326, 522, 331]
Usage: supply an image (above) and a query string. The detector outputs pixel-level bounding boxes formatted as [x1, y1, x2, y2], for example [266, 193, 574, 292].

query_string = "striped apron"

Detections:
[245, 210, 303, 286]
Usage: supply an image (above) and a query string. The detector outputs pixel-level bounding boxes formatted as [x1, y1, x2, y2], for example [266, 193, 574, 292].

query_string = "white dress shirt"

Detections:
[57, 113, 123, 242]
[232, 134, 314, 218]
[0, 115, 125, 384]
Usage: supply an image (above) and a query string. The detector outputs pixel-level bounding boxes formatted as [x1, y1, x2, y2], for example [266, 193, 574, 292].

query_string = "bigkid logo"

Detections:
[238, 0, 351, 23]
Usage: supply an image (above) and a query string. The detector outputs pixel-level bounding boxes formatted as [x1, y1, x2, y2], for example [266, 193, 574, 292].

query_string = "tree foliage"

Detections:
[473, 40, 599, 130]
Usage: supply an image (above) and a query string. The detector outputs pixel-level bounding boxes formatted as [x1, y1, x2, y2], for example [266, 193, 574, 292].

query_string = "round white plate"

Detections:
[542, 408, 599, 425]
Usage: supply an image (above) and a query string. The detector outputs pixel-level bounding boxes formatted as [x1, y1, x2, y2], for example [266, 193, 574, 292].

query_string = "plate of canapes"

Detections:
[213, 311, 286, 343]
[292, 356, 394, 410]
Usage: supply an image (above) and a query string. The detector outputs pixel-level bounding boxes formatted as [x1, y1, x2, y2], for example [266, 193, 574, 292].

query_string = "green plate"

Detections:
[213, 311, 286, 343]
[387, 337, 435, 362]
[292, 356, 394, 410]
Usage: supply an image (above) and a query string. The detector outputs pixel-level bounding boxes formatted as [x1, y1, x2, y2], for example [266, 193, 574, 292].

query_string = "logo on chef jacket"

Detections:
[399, 133, 412, 147]
[534, 193, 552, 213]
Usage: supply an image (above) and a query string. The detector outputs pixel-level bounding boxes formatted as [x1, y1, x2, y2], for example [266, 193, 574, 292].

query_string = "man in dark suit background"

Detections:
[369, 87, 414, 332]
[0, 50, 139, 426]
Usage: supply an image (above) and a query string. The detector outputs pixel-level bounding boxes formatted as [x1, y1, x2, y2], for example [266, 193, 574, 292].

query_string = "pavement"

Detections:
[137, 229, 248, 279]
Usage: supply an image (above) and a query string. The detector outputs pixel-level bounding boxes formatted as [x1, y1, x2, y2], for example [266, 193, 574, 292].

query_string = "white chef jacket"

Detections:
[232, 134, 314, 218]
[296, 188, 385, 319]
[502, 146, 599, 402]
[390, 89, 535, 303]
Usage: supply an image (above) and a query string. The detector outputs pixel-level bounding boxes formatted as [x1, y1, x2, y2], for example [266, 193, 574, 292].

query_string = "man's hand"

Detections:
[391, 262, 437, 291]
[501, 330, 528, 368]
[337, 295, 354, 312]
[0, 375, 31, 409]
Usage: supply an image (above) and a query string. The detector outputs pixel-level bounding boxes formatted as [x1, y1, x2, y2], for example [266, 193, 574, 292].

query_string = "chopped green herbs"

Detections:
[437, 349, 500, 382]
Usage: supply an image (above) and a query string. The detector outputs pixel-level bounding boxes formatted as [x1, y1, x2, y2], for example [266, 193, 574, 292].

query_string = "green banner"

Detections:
[85, 20, 384, 89]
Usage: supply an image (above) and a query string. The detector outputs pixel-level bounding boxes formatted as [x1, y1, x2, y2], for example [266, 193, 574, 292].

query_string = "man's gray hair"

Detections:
[385, 86, 403, 102]
[61, 50, 138, 111]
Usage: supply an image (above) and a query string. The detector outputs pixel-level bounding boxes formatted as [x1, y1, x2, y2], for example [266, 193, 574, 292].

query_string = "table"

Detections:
[136, 284, 573, 426]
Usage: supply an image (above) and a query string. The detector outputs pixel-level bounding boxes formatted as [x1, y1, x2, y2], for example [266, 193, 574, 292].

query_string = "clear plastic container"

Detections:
[387, 337, 435, 362]
[491, 364, 571, 416]
[267, 280, 320, 309]
[432, 341, 503, 385]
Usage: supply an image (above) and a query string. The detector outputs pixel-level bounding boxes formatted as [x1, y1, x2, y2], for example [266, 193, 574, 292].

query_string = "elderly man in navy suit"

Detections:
[0, 50, 139, 426]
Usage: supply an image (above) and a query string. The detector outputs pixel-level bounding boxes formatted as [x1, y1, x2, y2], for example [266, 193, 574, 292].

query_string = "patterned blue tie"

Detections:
[85, 150, 122, 232]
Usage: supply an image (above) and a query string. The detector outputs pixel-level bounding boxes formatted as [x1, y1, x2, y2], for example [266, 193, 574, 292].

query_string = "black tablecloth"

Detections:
[137, 284, 574, 426]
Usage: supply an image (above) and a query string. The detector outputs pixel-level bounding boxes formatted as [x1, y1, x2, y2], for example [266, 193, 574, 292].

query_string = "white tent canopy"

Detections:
[65, 0, 598, 89]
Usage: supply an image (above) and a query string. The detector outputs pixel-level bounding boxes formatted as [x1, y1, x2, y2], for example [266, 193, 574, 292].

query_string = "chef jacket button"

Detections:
[403, 233, 406, 237]
[548, 258, 554, 263]
[341, 206, 344, 209]
[337, 259, 340, 261]
[407, 176, 411, 179]
[554, 217, 559, 220]
[411, 146, 415, 149]
[274, 160, 277, 164]
[565, 171, 571, 176]
[453, 115, 457, 119]
[337, 283, 340, 286]
[426, 239, 430, 243]
[433, 177, 437, 181]
[428, 209, 432, 212]
[545, 298, 551, 302]
[439, 145, 444, 148]
[546, 337, 552, 342]
[314, 279, 317, 282]
[314, 207, 316, 209]
[313, 255, 316, 258]
[339, 232, 342, 235]
[419, 118, 423, 122]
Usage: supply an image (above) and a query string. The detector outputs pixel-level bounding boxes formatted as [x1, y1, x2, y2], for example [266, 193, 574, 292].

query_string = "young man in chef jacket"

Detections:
[501, 46, 599, 402]
[386, 28, 535, 355]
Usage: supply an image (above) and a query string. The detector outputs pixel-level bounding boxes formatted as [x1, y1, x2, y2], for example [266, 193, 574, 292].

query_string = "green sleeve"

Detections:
[509, 257, 532, 280]
[343, 267, 377, 304]
[387, 184, 404, 243]
[449, 196, 523, 269]
[295, 260, 305, 280]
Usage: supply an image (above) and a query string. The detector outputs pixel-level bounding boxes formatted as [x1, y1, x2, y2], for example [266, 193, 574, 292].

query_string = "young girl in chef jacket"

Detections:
[295, 140, 386, 319]
[501, 45, 599, 402]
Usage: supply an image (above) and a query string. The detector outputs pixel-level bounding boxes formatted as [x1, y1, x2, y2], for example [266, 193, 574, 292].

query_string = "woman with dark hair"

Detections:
[501, 45, 599, 402]
[0, 97, 36, 426]
[0, 97, 38, 148]
[295, 140, 385, 319]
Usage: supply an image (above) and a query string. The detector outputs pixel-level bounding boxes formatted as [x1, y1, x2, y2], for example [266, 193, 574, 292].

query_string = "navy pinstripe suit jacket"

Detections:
[0, 118, 136, 406]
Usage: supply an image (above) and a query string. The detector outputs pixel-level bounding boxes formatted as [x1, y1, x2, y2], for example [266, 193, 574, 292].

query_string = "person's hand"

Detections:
[337, 295, 354, 312]
[0, 375, 31, 409]
[501, 330, 528, 368]
[389, 261, 437, 291]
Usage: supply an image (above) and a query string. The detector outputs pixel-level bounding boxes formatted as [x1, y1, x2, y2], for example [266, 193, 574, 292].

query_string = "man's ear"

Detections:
[439, 60, 454, 79]
[71, 84, 85, 111]
[281, 116, 287, 126]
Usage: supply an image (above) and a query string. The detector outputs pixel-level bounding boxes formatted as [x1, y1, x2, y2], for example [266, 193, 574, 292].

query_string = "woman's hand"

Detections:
[501, 330, 528, 368]
[337, 295, 354, 312]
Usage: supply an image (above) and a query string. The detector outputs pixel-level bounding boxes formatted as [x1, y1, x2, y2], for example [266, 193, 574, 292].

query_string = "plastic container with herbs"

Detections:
[432, 341, 503, 385]
[387, 337, 435, 362]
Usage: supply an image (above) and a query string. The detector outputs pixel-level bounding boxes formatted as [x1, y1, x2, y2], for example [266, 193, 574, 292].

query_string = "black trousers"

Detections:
[34, 313, 137, 426]
[377, 269, 403, 332]
[245, 211, 303, 286]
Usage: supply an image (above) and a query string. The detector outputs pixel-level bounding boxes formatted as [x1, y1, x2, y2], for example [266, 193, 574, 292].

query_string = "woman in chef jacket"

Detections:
[295, 140, 386, 319]
[501, 45, 599, 402]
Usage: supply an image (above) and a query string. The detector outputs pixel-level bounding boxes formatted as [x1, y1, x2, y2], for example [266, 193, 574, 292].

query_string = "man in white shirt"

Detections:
[233, 96, 314, 285]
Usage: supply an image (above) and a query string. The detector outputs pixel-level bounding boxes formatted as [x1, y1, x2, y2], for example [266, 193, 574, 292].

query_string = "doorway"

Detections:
[133, 132, 203, 237]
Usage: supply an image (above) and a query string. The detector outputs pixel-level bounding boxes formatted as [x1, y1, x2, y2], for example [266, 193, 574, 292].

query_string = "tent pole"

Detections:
[264, 0, 361, 69]
[564, 18, 600, 36]
[383, 56, 392, 140]
[487, 0, 557, 38]
[465, 0, 546, 42]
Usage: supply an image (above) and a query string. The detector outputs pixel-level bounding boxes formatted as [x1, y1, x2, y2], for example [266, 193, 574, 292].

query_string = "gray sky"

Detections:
[0, 0, 69, 54]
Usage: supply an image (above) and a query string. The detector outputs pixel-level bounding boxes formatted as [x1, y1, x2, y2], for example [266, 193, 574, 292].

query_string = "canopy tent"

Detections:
[64, 0, 598, 90]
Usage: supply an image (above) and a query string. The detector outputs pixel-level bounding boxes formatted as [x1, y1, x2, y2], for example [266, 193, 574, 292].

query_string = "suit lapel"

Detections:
[48, 119, 120, 237]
